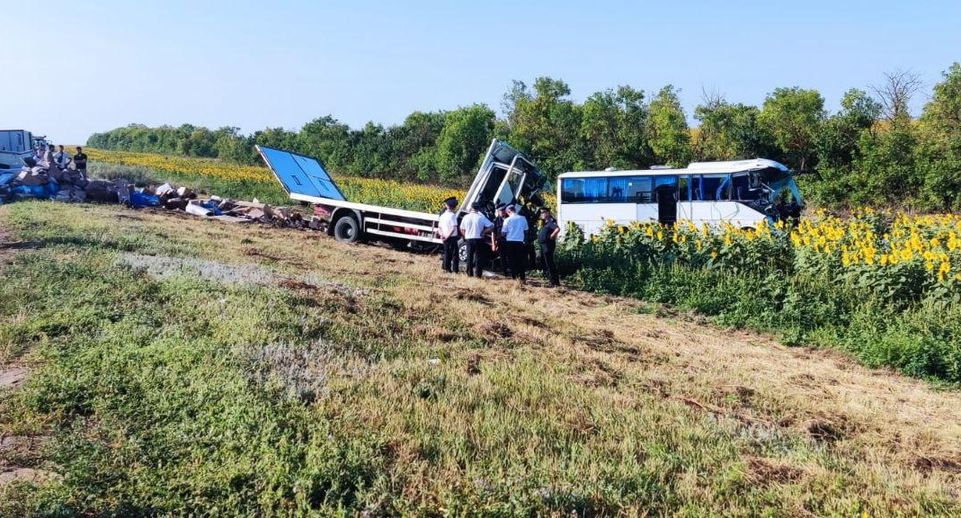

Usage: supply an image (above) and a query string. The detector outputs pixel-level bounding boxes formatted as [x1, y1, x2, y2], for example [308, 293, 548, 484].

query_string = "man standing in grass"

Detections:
[438, 197, 460, 273]
[501, 204, 529, 283]
[73, 146, 88, 179]
[537, 207, 561, 287]
[459, 201, 494, 278]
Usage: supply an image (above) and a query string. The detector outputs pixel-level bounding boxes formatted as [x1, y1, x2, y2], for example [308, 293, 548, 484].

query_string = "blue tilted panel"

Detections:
[258, 146, 346, 201]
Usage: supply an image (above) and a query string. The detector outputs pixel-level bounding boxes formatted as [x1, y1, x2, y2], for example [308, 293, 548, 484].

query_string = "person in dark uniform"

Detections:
[73, 146, 89, 179]
[491, 203, 510, 276]
[438, 197, 460, 273]
[537, 207, 561, 287]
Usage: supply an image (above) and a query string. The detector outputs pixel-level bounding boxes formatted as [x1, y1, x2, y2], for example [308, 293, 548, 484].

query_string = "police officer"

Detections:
[537, 207, 561, 287]
[438, 197, 460, 273]
[500, 204, 529, 282]
[459, 201, 494, 277]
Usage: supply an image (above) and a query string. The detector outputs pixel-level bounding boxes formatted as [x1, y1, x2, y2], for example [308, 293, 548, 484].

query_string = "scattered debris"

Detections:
[0, 161, 318, 229]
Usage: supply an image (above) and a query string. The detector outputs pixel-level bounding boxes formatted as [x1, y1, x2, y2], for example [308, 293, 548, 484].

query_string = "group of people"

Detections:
[437, 197, 561, 287]
[33, 144, 88, 178]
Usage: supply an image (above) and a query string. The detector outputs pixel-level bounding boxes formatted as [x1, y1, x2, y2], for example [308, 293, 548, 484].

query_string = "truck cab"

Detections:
[0, 130, 34, 170]
[459, 139, 546, 219]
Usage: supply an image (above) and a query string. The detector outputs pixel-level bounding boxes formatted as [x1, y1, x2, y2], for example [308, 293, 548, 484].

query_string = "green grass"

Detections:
[1, 202, 959, 515]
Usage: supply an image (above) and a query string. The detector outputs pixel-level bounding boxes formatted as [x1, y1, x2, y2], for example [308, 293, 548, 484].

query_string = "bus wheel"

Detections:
[333, 216, 361, 243]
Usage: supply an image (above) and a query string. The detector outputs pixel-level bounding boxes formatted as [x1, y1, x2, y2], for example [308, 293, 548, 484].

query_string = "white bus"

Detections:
[556, 159, 803, 235]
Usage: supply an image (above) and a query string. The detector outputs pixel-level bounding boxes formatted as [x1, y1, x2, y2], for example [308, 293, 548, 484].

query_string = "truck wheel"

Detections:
[458, 239, 470, 271]
[333, 216, 361, 243]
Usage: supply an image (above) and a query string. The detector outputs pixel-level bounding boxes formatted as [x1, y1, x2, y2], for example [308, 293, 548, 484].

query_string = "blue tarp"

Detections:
[12, 183, 58, 198]
[130, 191, 161, 207]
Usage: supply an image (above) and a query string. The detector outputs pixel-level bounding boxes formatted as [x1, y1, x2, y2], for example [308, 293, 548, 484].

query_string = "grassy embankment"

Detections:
[1, 202, 960, 515]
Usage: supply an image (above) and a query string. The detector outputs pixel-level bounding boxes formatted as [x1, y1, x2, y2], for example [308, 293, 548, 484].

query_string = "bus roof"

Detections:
[557, 158, 790, 179]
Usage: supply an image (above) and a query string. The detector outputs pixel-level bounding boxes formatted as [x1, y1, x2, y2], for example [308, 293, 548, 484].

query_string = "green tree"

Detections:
[646, 85, 691, 166]
[388, 111, 447, 181]
[694, 98, 774, 161]
[917, 63, 961, 209]
[253, 127, 298, 153]
[297, 116, 353, 173]
[503, 77, 585, 179]
[816, 89, 881, 170]
[213, 127, 255, 164]
[758, 87, 825, 172]
[435, 104, 495, 182]
[349, 122, 392, 177]
[580, 86, 651, 169]
[850, 117, 918, 207]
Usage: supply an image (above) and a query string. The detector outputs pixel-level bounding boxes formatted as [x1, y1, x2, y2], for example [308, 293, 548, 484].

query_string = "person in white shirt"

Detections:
[41, 145, 54, 168]
[500, 204, 529, 282]
[437, 197, 460, 273]
[459, 201, 494, 277]
[54, 145, 71, 170]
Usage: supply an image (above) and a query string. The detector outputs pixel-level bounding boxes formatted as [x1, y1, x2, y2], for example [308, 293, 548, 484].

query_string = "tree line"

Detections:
[87, 63, 961, 210]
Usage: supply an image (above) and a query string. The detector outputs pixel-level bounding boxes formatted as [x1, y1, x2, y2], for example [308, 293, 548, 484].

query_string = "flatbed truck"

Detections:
[257, 140, 547, 265]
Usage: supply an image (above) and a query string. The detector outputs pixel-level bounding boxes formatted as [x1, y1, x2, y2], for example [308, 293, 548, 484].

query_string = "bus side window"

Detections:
[678, 175, 691, 201]
[562, 177, 608, 203]
[609, 176, 652, 203]
[698, 176, 723, 201]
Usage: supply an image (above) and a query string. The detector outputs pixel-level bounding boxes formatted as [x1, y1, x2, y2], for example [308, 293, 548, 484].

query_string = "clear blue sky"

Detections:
[2, 0, 959, 144]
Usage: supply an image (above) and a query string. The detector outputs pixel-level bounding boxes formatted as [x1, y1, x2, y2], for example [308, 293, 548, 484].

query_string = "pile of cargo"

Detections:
[0, 161, 317, 229]
[0, 158, 89, 203]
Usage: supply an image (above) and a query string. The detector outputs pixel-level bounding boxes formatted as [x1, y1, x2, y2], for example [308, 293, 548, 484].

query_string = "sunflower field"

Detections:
[86, 149, 462, 212]
[560, 211, 961, 382]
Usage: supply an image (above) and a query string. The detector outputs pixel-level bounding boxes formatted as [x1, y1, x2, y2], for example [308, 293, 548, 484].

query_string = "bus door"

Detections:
[676, 175, 693, 221]
[655, 176, 678, 224]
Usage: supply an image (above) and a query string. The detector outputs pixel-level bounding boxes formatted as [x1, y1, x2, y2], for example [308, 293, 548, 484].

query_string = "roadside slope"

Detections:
[0, 201, 958, 515]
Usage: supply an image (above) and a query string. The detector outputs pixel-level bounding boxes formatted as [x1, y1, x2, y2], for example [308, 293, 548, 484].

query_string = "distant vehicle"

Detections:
[556, 159, 804, 235]
[257, 139, 547, 266]
[32, 135, 49, 151]
[0, 130, 35, 170]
